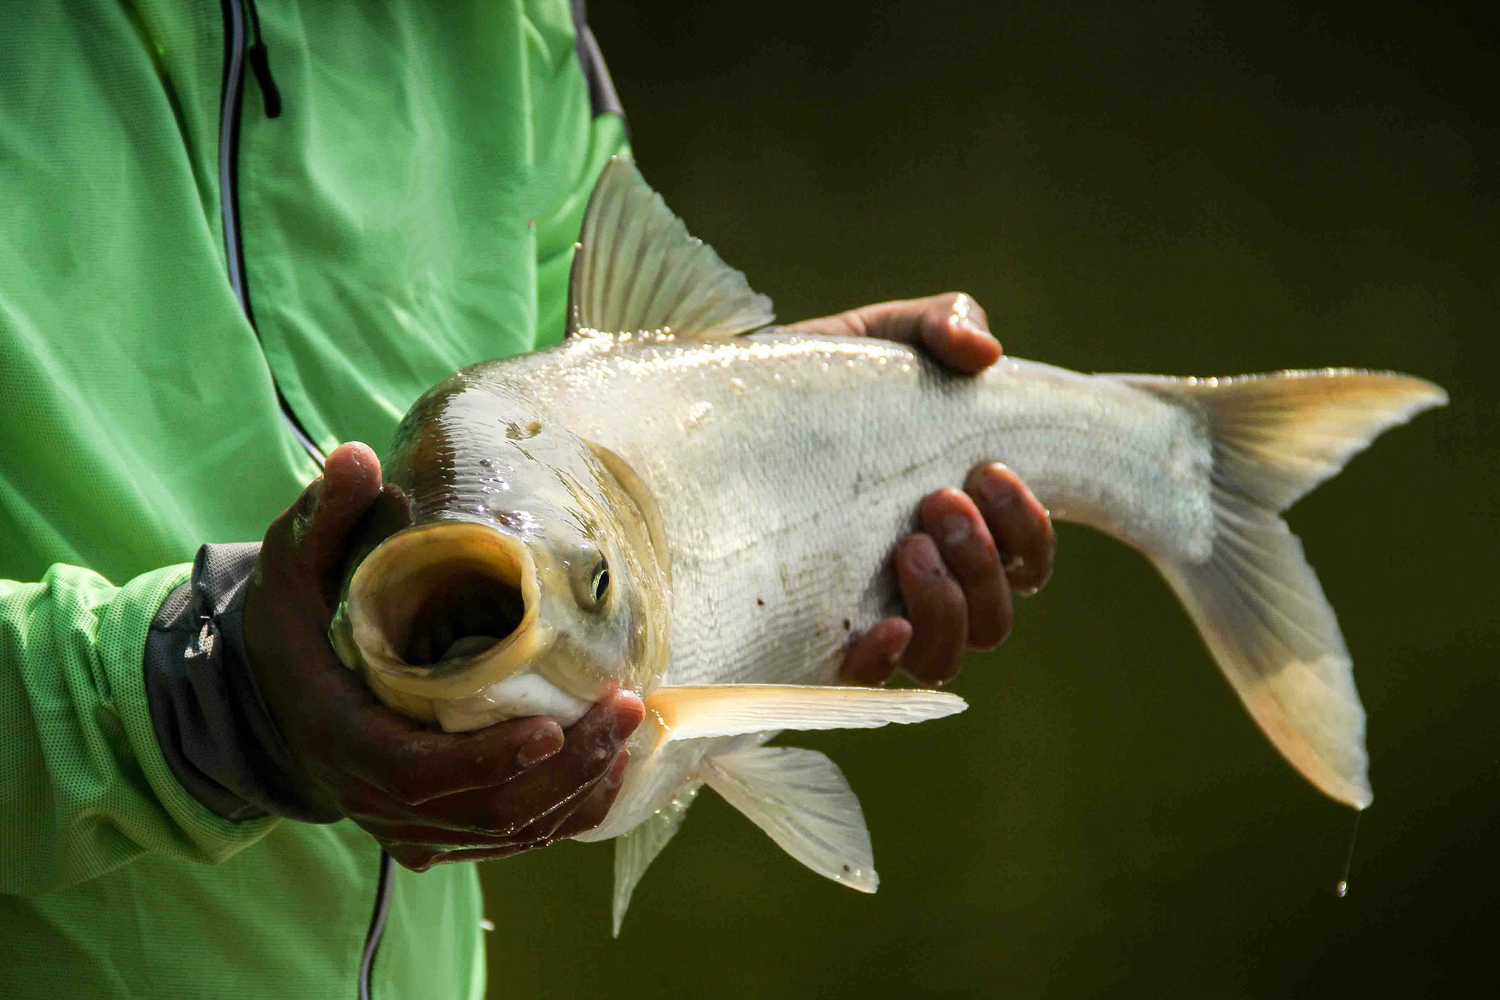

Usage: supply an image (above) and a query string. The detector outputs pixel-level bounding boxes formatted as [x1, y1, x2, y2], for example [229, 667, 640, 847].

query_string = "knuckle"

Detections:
[835, 310, 868, 338]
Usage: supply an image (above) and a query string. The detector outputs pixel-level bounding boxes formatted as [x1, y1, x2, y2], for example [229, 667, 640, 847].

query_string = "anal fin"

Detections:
[699, 746, 878, 892]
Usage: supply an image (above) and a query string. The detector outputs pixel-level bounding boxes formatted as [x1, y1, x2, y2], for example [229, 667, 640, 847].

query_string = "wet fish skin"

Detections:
[490, 335, 1211, 694]
[329, 158, 1446, 932]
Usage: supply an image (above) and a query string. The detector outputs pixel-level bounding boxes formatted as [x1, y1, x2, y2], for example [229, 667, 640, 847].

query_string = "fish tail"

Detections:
[1117, 370, 1447, 809]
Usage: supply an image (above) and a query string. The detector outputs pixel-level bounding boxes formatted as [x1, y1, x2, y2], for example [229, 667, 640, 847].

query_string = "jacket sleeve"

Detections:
[0, 544, 335, 896]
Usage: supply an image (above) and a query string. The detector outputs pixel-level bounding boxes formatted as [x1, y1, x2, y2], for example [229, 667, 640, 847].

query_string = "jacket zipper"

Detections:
[218, 0, 324, 469]
[217, 3, 394, 997]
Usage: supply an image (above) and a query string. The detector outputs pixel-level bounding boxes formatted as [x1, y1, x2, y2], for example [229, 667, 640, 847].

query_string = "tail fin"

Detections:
[1119, 370, 1447, 808]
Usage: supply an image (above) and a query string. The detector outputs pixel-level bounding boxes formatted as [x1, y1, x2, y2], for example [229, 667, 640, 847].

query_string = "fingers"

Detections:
[345, 483, 414, 562]
[531, 750, 632, 841]
[410, 690, 643, 836]
[892, 534, 968, 685]
[965, 463, 1055, 595]
[260, 442, 384, 595]
[787, 292, 1001, 374]
[844, 466, 1054, 688]
[919, 488, 1013, 651]
[367, 749, 632, 872]
[350, 713, 566, 805]
[293, 442, 384, 572]
[840, 616, 912, 686]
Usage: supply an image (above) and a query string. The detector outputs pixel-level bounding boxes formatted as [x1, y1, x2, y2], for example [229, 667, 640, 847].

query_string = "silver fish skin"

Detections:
[330, 158, 1446, 933]
[500, 336, 1208, 693]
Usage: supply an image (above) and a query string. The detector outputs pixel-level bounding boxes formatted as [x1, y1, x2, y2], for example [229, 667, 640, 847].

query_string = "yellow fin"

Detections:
[642, 684, 966, 749]
[1120, 368, 1447, 808]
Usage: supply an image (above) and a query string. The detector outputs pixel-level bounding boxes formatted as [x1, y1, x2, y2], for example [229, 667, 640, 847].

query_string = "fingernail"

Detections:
[887, 630, 911, 665]
[610, 705, 643, 744]
[516, 727, 563, 768]
[908, 538, 941, 574]
[951, 314, 990, 338]
[978, 473, 1017, 512]
[941, 511, 971, 548]
[1002, 553, 1025, 574]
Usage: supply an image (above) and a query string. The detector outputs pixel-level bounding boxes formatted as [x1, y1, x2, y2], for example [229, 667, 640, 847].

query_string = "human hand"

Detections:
[785, 292, 1057, 686]
[243, 442, 644, 870]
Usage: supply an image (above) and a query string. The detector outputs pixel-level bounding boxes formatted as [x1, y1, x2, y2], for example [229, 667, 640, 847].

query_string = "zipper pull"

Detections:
[247, 40, 282, 118]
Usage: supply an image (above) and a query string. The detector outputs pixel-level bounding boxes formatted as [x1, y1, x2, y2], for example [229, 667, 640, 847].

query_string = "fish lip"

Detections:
[344, 520, 552, 699]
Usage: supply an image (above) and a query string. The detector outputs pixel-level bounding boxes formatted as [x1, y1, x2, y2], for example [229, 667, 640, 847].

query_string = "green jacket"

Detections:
[0, 1, 626, 996]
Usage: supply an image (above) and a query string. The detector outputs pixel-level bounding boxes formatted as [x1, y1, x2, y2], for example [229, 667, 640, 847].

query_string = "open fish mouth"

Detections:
[343, 522, 546, 696]
[394, 564, 525, 665]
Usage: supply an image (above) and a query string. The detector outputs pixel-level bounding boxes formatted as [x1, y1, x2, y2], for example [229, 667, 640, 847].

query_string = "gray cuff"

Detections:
[144, 542, 341, 823]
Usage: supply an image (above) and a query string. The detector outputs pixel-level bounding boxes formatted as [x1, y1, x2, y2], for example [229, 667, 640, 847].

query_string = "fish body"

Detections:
[329, 159, 1446, 931]
[495, 339, 1212, 691]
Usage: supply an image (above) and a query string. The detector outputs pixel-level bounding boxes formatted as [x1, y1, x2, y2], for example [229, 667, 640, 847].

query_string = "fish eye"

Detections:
[588, 557, 610, 607]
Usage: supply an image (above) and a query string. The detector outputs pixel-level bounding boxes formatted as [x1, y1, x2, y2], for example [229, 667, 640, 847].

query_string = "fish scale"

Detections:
[501, 338, 1213, 691]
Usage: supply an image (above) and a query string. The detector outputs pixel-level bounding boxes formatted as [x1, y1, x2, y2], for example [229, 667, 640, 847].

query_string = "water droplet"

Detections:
[1335, 809, 1361, 900]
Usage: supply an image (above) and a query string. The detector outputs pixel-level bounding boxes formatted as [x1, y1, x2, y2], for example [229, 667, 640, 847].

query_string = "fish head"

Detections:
[328, 378, 672, 731]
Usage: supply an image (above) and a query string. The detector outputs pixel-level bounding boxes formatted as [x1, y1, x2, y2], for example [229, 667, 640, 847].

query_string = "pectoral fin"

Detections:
[642, 684, 966, 748]
[700, 746, 877, 892]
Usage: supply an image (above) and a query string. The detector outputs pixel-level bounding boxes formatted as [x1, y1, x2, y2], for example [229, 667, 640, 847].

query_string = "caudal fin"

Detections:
[1120, 370, 1447, 808]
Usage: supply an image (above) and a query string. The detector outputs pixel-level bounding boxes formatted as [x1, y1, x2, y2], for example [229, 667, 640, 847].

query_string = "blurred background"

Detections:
[482, 3, 1497, 996]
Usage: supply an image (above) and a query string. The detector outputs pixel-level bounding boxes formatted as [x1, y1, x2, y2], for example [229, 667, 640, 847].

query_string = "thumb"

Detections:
[288, 442, 384, 578]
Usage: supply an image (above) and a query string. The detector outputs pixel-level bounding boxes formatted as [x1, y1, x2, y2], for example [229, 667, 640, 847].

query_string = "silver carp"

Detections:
[329, 158, 1446, 932]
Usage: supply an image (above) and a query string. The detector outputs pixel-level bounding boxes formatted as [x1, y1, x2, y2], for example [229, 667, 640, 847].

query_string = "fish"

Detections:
[328, 157, 1447, 933]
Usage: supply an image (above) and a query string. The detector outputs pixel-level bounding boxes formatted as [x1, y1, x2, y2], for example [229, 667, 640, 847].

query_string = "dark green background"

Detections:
[481, 3, 1497, 996]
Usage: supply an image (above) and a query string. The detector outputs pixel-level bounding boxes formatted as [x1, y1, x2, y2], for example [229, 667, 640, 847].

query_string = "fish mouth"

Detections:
[344, 521, 548, 698]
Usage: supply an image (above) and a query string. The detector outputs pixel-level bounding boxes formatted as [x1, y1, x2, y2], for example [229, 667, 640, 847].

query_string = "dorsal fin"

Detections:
[568, 157, 775, 340]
